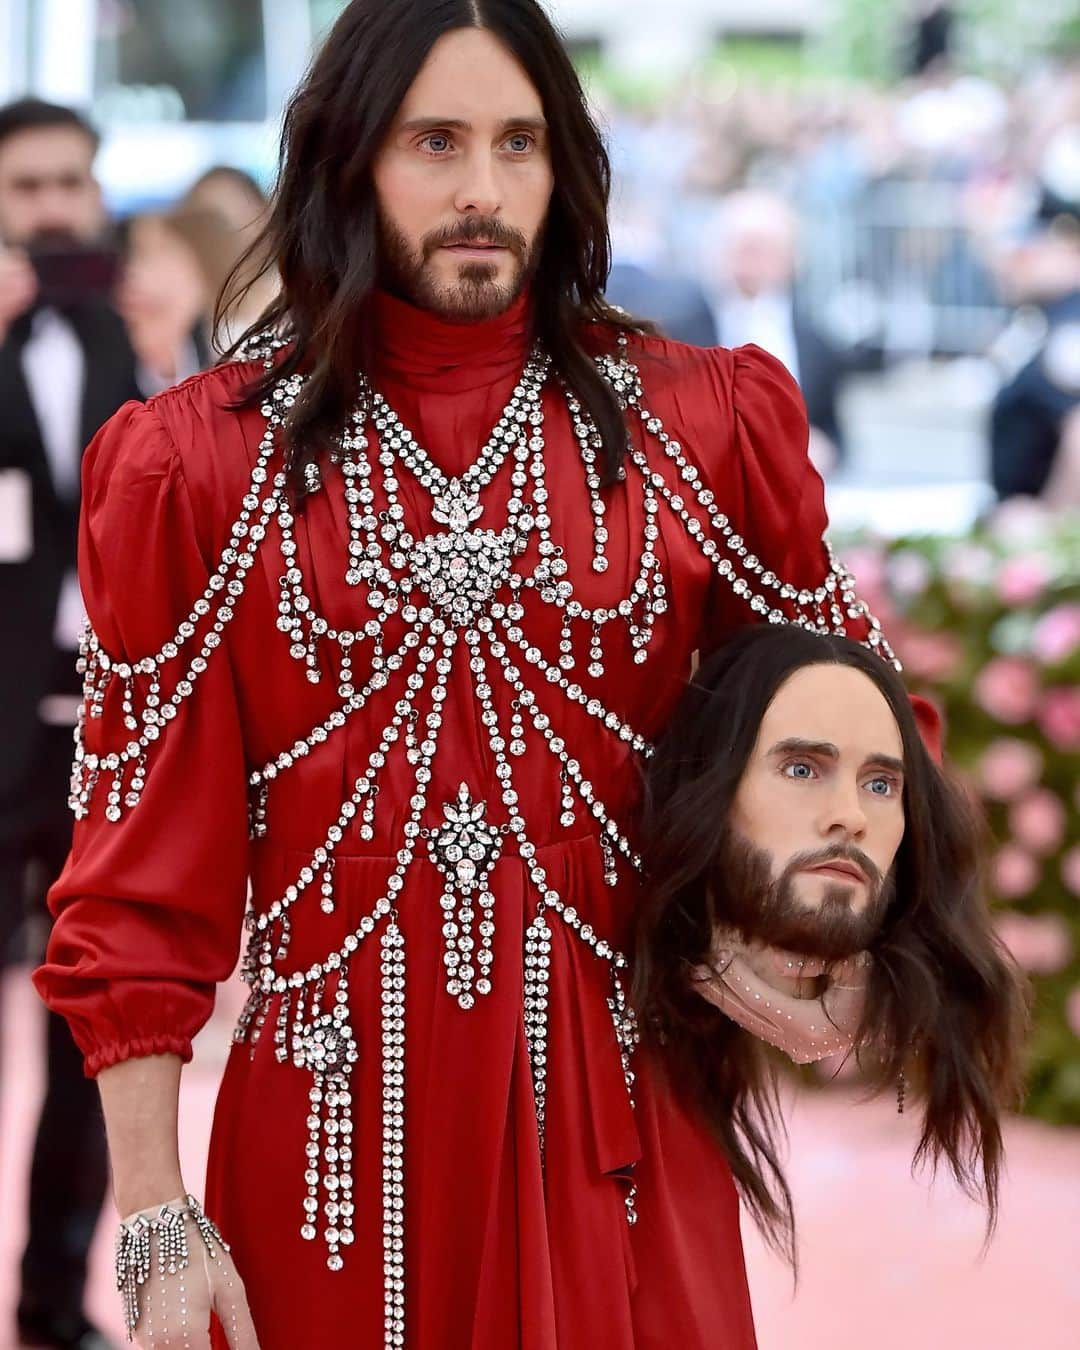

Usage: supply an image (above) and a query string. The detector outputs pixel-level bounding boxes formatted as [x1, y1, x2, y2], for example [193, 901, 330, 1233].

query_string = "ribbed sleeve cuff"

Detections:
[83, 1033, 195, 1079]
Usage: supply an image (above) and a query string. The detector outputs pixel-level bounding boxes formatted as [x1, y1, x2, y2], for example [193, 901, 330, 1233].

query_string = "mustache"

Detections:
[422, 216, 527, 260]
[781, 841, 883, 891]
[26, 228, 83, 252]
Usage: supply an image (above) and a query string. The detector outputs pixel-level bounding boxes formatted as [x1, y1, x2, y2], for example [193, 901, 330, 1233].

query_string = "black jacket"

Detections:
[991, 290, 1080, 499]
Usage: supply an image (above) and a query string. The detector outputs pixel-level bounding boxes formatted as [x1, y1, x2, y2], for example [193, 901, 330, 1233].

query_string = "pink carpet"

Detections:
[3, 965, 1078, 1349]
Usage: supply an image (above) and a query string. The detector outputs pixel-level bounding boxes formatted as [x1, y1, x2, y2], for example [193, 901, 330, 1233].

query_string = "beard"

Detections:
[707, 824, 895, 962]
[377, 210, 543, 320]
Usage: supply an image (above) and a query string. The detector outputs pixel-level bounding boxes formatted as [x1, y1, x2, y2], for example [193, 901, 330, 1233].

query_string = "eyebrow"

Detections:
[399, 116, 548, 135]
[768, 737, 905, 776]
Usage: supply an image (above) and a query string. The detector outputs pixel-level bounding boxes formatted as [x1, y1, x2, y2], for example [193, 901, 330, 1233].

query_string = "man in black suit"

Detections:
[605, 259, 718, 348]
[990, 192, 1080, 505]
[701, 189, 882, 476]
[0, 98, 139, 1350]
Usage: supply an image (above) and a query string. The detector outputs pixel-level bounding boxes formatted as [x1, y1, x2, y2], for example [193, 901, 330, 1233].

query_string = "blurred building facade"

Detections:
[0, 0, 825, 213]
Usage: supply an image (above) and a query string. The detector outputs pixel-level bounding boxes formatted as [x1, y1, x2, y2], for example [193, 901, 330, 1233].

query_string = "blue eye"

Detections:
[866, 776, 899, 797]
[506, 134, 533, 154]
[421, 134, 451, 155]
[782, 760, 816, 780]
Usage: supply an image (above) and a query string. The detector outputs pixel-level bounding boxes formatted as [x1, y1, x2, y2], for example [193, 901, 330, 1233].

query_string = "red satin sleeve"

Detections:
[698, 343, 945, 760]
[32, 400, 250, 1077]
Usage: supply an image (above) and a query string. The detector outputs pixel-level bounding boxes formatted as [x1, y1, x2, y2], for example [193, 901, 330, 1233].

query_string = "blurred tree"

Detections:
[816, 0, 1080, 83]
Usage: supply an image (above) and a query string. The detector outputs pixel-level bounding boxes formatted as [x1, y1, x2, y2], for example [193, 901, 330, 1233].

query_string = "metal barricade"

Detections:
[798, 178, 1009, 356]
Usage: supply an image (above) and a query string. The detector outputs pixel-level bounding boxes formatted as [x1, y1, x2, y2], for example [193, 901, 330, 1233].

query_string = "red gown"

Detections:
[36, 291, 881, 1349]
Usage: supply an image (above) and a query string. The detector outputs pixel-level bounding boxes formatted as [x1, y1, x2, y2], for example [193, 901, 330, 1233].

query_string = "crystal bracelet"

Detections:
[115, 1193, 229, 1340]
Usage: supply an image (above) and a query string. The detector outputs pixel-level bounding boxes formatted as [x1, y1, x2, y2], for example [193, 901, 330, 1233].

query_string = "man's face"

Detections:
[372, 27, 554, 320]
[0, 126, 104, 247]
[727, 224, 796, 298]
[718, 663, 906, 958]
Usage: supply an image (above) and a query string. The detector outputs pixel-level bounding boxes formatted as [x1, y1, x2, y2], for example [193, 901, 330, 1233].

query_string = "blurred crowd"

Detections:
[603, 53, 1080, 501]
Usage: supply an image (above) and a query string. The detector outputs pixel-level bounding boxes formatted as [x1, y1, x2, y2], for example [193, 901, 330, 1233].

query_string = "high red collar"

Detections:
[371, 287, 534, 393]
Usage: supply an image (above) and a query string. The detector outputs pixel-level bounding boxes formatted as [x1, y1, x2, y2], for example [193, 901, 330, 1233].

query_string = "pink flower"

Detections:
[897, 631, 964, 682]
[990, 845, 1041, 900]
[1061, 846, 1080, 897]
[1037, 687, 1080, 751]
[1066, 987, 1080, 1040]
[888, 549, 933, 599]
[977, 738, 1044, 801]
[943, 542, 995, 586]
[993, 909, 1073, 973]
[996, 554, 1050, 607]
[1008, 789, 1067, 855]
[843, 545, 887, 596]
[973, 657, 1040, 724]
[1031, 604, 1080, 666]
[841, 545, 896, 625]
[989, 497, 1052, 547]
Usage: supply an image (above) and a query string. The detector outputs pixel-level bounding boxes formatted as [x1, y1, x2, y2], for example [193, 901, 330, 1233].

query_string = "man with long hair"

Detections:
[637, 625, 1028, 1264]
[36, 4, 935, 1348]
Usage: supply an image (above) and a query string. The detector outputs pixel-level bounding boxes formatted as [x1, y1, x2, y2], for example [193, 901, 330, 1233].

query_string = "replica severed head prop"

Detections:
[635, 625, 1029, 1261]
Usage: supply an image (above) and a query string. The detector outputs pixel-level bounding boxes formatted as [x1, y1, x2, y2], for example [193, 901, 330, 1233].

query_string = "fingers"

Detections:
[208, 1250, 261, 1350]
[0, 248, 38, 330]
[133, 1279, 213, 1348]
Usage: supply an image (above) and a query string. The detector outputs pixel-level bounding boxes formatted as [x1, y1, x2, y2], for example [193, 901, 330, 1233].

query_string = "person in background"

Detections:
[0, 96, 128, 1350]
[116, 209, 213, 391]
[182, 165, 267, 248]
[702, 189, 882, 477]
[605, 206, 717, 346]
[906, 1, 956, 78]
[181, 165, 279, 341]
[990, 186, 1080, 508]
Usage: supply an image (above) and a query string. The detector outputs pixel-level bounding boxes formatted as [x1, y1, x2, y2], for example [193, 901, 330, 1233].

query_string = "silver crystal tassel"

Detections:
[115, 1196, 228, 1341]
[606, 965, 641, 1226]
[523, 912, 552, 1158]
[381, 917, 406, 1348]
[296, 979, 359, 1270]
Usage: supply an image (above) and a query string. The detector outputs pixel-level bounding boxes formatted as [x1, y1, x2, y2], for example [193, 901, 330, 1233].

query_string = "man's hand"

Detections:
[689, 925, 872, 1064]
[0, 247, 39, 344]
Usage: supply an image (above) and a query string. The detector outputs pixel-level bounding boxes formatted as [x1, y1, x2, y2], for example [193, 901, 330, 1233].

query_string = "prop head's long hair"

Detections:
[635, 625, 1030, 1264]
[219, 0, 654, 499]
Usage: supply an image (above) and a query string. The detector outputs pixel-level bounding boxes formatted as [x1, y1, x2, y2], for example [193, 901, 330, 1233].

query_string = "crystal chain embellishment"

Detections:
[70, 368, 296, 822]
[424, 783, 505, 1009]
[381, 918, 406, 1350]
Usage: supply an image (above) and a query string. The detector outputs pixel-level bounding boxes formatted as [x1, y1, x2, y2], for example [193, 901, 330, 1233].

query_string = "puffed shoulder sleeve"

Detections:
[33, 400, 251, 1076]
[696, 344, 941, 756]
[694, 343, 893, 659]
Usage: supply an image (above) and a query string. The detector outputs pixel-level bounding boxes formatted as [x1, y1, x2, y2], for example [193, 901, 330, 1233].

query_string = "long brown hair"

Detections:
[635, 625, 1030, 1263]
[220, 0, 655, 499]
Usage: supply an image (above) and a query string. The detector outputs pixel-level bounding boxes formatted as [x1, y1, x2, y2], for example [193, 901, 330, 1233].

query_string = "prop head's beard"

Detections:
[707, 825, 896, 961]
